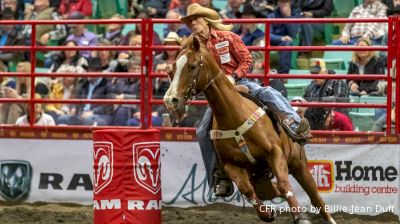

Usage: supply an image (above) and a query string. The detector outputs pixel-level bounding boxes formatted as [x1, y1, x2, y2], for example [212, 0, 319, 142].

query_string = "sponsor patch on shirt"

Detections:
[215, 41, 230, 64]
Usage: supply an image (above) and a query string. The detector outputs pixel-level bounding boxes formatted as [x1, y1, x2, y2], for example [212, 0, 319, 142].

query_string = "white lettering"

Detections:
[101, 199, 121, 210]
[93, 199, 162, 210]
[128, 200, 145, 210]
[93, 200, 100, 210]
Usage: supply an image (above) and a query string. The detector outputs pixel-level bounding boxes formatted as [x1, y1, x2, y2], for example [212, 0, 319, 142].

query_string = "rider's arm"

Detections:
[229, 32, 253, 78]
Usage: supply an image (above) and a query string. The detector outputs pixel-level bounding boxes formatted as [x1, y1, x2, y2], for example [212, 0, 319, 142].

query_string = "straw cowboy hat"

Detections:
[164, 31, 182, 45]
[181, 3, 221, 26]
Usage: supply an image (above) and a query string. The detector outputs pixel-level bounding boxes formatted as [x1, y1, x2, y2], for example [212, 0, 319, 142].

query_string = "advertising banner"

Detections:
[0, 139, 398, 218]
[92, 129, 161, 224]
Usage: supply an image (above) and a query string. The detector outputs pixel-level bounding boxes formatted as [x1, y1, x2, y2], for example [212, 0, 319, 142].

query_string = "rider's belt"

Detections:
[210, 107, 265, 164]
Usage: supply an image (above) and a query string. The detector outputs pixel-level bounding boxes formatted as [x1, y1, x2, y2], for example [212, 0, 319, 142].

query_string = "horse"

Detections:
[163, 35, 337, 224]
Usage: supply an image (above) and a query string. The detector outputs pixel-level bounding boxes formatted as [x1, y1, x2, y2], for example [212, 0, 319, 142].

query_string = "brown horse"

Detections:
[163, 35, 337, 224]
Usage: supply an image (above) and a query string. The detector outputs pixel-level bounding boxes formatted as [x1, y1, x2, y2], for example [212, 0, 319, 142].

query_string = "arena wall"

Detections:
[0, 138, 398, 218]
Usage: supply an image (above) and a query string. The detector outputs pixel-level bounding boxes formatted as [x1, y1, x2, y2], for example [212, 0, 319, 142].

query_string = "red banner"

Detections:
[93, 129, 161, 224]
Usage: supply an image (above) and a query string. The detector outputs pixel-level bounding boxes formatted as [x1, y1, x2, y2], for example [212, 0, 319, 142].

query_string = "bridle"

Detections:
[184, 55, 221, 104]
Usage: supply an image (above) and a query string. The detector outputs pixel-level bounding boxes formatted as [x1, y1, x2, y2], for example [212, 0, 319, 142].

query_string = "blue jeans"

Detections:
[196, 79, 300, 187]
[270, 39, 292, 74]
[300, 23, 325, 46]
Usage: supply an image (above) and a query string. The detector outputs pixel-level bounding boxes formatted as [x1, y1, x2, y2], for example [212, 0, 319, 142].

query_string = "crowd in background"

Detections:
[0, 0, 398, 133]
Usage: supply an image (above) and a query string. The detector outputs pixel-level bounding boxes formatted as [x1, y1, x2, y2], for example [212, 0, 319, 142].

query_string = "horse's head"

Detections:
[163, 36, 208, 112]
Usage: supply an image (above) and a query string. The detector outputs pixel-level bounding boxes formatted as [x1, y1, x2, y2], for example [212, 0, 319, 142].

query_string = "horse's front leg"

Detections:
[224, 163, 276, 223]
[269, 144, 312, 224]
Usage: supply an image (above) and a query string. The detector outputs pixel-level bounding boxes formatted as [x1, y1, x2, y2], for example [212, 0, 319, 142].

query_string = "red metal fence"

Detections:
[0, 18, 399, 139]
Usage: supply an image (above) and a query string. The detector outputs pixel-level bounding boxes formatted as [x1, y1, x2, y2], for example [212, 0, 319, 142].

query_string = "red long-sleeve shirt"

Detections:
[59, 0, 92, 17]
[204, 28, 253, 78]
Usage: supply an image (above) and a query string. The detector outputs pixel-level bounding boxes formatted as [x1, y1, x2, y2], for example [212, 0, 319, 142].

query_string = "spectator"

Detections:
[234, 4, 265, 46]
[0, 62, 30, 124]
[332, 0, 387, 45]
[49, 40, 88, 73]
[57, 57, 113, 126]
[294, 0, 333, 51]
[2, 0, 23, 19]
[58, 0, 92, 19]
[197, 0, 220, 11]
[291, 96, 307, 118]
[16, 93, 55, 126]
[118, 34, 142, 60]
[102, 13, 125, 46]
[153, 31, 181, 99]
[220, 0, 245, 19]
[127, 111, 163, 127]
[268, 0, 301, 74]
[0, 7, 24, 67]
[65, 11, 97, 59]
[22, 0, 67, 46]
[305, 107, 353, 131]
[381, 0, 400, 15]
[108, 59, 141, 126]
[163, 9, 191, 38]
[169, 0, 192, 15]
[91, 38, 118, 72]
[347, 38, 385, 96]
[304, 60, 349, 102]
[245, 0, 276, 17]
[372, 106, 396, 132]
[122, 10, 162, 52]
[133, 0, 170, 18]
[304, 60, 349, 114]
[46, 66, 78, 121]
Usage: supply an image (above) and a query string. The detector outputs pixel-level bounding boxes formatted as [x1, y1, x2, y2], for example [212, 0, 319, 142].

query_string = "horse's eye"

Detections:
[189, 64, 196, 70]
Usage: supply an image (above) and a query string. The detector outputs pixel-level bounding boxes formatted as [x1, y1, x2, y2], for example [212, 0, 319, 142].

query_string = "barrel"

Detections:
[92, 129, 161, 224]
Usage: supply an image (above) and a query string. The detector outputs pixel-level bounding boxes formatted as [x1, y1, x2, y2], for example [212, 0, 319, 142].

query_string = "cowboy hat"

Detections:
[181, 3, 221, 26]
[164, 31, 182, 45]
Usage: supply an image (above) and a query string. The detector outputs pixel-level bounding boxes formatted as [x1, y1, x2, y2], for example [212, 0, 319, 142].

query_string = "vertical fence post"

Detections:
[29, 22, 36, 127]
[264, 20, 270, 86]
[141, 18, 147, 129]
[147, 19, 155, 129]
[395, 18, 400, 134]
[387, 17, 393, 134]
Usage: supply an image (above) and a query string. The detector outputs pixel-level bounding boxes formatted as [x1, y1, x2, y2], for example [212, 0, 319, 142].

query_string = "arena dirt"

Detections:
[0, 202, 398, 224]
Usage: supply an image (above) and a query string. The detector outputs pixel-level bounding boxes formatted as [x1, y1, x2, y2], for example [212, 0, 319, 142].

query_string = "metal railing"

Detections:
[0, 18, 398, 137]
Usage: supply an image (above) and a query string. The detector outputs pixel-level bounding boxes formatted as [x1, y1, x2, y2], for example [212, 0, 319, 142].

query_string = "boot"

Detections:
[212, 170, 234, 197]
[276, 114, 312, 144]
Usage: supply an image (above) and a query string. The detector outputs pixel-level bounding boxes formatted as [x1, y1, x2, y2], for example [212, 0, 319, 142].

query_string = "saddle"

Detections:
[238, 90, 281, 136]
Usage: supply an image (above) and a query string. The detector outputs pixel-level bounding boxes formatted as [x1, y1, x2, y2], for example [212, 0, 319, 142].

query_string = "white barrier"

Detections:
[0, 139, 398, 217]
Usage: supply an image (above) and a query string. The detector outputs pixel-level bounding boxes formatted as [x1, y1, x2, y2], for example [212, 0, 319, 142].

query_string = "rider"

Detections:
[181, 3, 312, 197]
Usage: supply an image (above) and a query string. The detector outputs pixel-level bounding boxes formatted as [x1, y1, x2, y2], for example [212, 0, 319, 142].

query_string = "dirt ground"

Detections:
[0, 202, 398, 224]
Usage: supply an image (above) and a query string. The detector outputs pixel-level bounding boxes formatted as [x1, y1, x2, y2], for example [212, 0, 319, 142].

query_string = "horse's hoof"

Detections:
[293, 218, 312, 224]
[257, 208, 276, 223]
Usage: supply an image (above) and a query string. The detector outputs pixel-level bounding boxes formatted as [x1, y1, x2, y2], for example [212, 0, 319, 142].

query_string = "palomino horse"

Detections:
[163, 35, 337, 224]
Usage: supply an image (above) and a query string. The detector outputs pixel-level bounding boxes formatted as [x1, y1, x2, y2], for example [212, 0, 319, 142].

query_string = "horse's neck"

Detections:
[202, 63, 246, 122]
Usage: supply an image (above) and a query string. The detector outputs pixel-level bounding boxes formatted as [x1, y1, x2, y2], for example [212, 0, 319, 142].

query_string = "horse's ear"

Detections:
[192, 37, 200, 52]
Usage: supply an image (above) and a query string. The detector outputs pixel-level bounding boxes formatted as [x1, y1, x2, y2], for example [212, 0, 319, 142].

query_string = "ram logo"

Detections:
[0, 160, 32, 201]
[93, 142, 113, 194]
[133, 142, 161, 195]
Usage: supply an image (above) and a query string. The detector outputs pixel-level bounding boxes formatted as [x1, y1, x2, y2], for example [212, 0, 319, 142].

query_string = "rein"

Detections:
[184, 55, 221, 104]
